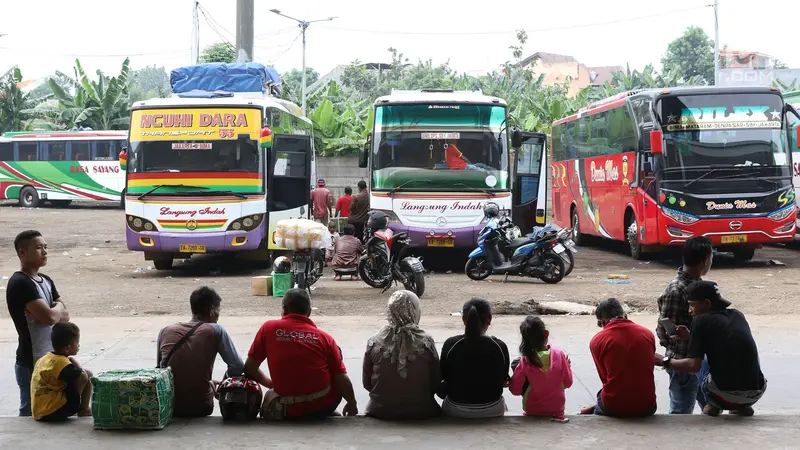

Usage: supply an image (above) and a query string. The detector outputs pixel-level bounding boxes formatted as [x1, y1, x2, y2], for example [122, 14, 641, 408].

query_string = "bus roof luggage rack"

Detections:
[170, 63, 283, 98]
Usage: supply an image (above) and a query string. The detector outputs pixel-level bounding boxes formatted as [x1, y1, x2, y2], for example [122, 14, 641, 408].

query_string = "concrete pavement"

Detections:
[1, 415, 799, 449]
[2, 315, 799, 417]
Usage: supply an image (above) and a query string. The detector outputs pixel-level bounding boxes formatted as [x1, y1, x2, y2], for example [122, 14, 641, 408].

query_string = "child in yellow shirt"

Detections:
[31, 322, 93, 421]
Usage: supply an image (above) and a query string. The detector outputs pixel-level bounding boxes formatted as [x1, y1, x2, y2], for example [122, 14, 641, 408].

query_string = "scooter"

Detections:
[358, 212, 426, 297]
[465, 215, 566, 284]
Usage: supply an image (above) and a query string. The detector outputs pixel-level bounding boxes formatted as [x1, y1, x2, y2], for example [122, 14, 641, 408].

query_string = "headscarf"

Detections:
[367, 290, 434, 378]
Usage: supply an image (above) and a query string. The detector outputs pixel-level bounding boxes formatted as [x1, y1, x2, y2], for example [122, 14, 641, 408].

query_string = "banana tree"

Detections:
[48, 58, 132, 130]
[0, 67, 38, 133]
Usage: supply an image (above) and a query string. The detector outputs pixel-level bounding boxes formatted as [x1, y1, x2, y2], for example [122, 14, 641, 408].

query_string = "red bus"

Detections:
[550, 87, 798, 261]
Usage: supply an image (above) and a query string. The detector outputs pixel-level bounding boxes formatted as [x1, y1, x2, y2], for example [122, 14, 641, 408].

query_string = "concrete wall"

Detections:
[315, 156, 368, 199]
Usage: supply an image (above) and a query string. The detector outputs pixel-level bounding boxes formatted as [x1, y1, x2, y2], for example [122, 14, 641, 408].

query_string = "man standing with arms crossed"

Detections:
[656, 236, 713, 414]
[349, 180, 370, 242]
[6, 230, 70, 416]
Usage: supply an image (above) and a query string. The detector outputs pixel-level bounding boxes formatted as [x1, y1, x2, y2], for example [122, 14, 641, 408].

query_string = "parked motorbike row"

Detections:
[288, 203, 577, 297]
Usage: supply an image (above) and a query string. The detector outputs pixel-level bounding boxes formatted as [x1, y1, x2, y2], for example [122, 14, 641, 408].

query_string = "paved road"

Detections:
[2, 315, 798, 417]
[1, 415, 798, 449]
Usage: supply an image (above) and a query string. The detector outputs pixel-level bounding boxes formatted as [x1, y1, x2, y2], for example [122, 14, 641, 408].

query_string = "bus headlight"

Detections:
[768, 204, 795, 221]
[126, 215, 157, 232]
[227, 214, 264, 232]
[662, 207, 699, 225]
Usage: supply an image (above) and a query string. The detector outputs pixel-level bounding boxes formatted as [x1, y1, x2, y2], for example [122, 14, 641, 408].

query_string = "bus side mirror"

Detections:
[119, 149, 127, 171]
[511, 127, 523, 149]
[650, 130, 663, 155]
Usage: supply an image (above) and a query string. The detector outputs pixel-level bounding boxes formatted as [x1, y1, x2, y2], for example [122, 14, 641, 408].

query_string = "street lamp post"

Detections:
[269, 9, 336, 115]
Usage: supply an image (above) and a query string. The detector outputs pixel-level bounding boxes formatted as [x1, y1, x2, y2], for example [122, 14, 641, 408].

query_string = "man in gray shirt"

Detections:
[6, 230, 70, 416]
[157, 286, 270, 417]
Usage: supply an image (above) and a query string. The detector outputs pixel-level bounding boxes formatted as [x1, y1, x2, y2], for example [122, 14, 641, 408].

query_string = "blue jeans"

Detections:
[696, 358, 712, 409]
[668, 368, 699, 414]
[14, 364, 32, 417]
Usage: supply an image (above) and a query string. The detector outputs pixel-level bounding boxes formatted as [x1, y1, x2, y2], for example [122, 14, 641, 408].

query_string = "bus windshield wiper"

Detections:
[137, 184, 208, 200]
[388, 179, 431, 196]
[683, 169, 723, 190]
[454, 183, 496, 197]
[203, 190, 248, 199]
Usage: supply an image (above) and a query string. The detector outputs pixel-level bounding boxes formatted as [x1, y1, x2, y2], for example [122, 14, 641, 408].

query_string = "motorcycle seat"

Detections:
[510, 237, 534, 248]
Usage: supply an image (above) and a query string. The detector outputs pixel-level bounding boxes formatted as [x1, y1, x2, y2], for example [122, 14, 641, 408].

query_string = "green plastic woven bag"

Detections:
[91, 368, 174, 430]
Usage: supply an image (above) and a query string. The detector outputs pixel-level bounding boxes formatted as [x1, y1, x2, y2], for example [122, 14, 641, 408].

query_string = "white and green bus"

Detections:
[0, 130, 128, 207]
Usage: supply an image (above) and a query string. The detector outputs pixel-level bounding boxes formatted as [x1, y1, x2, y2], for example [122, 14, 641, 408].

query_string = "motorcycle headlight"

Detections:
[768, 204, 795, 221]
[662, 207, 699, 225]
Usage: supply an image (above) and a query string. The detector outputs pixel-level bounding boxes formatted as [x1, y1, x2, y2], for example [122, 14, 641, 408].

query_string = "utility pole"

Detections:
[190, 1, 199, 64]
[269, 9, 336, 115]
[236, 0, 254, 63]
[713, 0, 719, 85]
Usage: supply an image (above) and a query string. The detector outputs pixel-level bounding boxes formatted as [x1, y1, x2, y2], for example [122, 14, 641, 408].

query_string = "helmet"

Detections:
[484, 202, 500, 219]
[367, 210, 389, 232]
[273, 256, 291, 273]
[218, 377, 263, 421]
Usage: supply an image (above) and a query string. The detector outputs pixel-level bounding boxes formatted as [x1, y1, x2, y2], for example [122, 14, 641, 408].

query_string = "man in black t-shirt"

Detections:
[654, 281, 766, 417]
[6, 230, 69, 416]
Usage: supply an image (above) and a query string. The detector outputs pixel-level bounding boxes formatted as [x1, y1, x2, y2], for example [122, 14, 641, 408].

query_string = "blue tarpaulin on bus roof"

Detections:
[170, 63, 282, 94]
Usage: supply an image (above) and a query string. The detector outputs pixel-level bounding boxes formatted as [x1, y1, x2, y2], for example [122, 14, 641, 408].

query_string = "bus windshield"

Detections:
[371, 104, 509, 191]
[658, 93, 789, 173]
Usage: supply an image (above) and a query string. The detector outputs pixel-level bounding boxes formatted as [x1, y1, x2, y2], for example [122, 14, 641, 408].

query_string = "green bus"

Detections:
[0, 130, 128, 207]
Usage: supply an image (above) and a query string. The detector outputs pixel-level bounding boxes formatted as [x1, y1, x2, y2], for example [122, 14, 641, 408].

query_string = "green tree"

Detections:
[130, 65, 170, 102]
[0, 67, 38, 133]
[661, 26, 715, 84]
[46, 58, 133, 130]
[281, 68, 319, 104]
[200, 42, 236, 64]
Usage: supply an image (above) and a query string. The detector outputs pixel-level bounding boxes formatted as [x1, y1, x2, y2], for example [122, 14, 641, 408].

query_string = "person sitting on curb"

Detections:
[245, 289, 358, 419]
[581, 298, 657, 417]
[157, 286, 271, 417]
[654, 281, 767, 417]
[332, 224, 364, 280]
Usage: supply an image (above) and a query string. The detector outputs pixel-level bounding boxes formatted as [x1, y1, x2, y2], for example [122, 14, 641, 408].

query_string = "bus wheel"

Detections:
[732, 248, 755, 263]
[19, 187, 40, 208]
[627, 219, 643, 260]
[571, 209, 586, 246]
[153, 258, 174, 270]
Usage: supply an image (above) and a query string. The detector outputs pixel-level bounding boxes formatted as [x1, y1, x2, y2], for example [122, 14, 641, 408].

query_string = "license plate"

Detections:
[179, 244, 206, 253]
[721, 235, 747, 244]
[553, 244, 566, 254]
[427, 237, 455, 247]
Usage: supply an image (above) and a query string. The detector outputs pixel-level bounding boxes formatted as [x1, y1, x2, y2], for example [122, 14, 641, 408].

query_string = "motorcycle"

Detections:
[554, 227, 577, 276]
[291, 248, 325, 292]
[465, 215, 566, 284]
[358, 213, 426, 297]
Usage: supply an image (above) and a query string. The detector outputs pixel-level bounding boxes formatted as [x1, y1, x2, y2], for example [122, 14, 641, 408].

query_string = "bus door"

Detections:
[267, 134, 313, 250]
[512, 132, 548, 233]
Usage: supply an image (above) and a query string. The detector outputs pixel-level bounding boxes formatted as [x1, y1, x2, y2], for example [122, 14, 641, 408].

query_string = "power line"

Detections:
[261, 32, 302, 64]
[198, 3, 236, 40]
[197, 3, 236, 52]
[318, 5, 712, 36]
[0, 47, 186, 58]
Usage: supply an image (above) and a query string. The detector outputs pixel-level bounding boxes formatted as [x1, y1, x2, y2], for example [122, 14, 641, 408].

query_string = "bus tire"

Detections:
[153, 258, 174, 270]
[627, 217, 643, 260]
[19, 186, 40, 208]
[571, 208, 586, 246]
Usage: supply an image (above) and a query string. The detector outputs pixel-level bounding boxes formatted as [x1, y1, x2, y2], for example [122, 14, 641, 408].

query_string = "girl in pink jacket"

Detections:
[509, 316, 573, 422]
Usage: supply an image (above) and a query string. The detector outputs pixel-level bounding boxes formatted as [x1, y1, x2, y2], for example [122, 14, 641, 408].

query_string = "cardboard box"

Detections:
[251, 276, 273, 296]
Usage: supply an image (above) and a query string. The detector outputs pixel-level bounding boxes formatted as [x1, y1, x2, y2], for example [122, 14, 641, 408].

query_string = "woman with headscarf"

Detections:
[362, 290, 441, 419]
[438, 297, 510, 418]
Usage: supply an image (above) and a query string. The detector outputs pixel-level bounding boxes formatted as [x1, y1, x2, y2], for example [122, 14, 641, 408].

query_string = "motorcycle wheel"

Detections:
[402, 267, 426, 298]
[465, 256, 492, 281]
[358, 257, 388, 288]
[539, 252, 566, 284]
[295, 272, 308, 290]
[564, 249, 575, 277]
[306, 249, 325, 287]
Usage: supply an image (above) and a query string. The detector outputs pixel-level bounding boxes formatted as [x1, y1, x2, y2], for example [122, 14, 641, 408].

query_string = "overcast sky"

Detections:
[1, 0, 796, 83]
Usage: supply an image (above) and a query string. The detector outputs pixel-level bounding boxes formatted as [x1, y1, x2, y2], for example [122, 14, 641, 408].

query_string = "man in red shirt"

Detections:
[310, 179, 333, 226]
[244, 289, 358, 419]
[582, 298, 657, 417]
[335, 186, 353, 219]
[444, 141, 469, 170]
